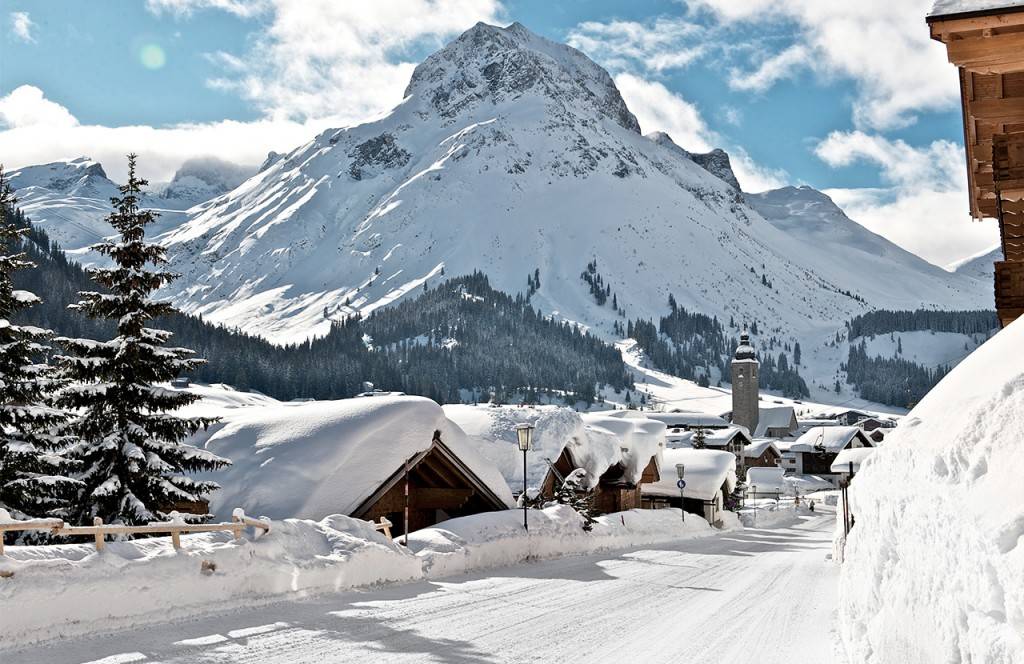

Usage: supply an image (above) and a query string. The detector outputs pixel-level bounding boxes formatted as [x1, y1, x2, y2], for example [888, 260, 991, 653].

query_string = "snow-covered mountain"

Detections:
[156, 21, 989, 359]
[7, 156, 249, 259]
[950, 245, 1000, 281]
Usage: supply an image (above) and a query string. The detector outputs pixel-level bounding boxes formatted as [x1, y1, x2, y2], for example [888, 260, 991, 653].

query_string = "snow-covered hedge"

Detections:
[0, 514, 420, 645]
[0, 506, 726, 646]
[409, 504, 717, 577]
[840, 318, 1024, 663]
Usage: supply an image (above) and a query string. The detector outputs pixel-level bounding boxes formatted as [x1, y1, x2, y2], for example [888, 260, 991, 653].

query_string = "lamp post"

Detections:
[516, 423, 535, 531]
[675, 463, 686, 523]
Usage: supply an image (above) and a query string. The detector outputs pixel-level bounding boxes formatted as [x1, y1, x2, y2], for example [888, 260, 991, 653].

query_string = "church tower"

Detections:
[731, 332, 759, 434]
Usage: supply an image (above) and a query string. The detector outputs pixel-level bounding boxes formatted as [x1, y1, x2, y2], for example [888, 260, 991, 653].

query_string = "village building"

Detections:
[644, 411, 731, 430]
[832, 409, 874, 426]
[753, 405, 800, 438]
[788, 426, 874, 483]
[192, 395, 515, 537]
[538, 411, 666, 515]
[868, 429, 887, 444]
[830, 447, 877, 483]
[856, 416, 895, 432]
[642, 448, 737, 525]
[929, 1, 1024, 326]
[744, 439, 782, 469]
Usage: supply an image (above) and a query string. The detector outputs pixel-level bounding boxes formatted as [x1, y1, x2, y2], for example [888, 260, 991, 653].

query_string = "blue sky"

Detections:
[0, 0, 1000, 265]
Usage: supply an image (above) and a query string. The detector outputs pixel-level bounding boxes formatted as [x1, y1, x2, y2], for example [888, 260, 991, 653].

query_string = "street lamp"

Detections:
[515, 423, 535, 531]
[675, 463, 686, 523]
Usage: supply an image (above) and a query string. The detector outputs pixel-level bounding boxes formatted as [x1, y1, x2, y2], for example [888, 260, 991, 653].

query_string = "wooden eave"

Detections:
[350, 439, 508, 519]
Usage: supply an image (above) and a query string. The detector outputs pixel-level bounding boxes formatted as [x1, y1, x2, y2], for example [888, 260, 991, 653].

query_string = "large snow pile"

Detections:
[840, 318, 1024, 663]
[190, 395, 514, 520]
[409, 504, 717, 578]
[0, 514, 422, 644]
[579, 411, 666, 484]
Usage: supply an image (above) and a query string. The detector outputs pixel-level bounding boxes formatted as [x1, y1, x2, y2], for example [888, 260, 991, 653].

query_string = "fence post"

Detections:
[171, 529, 181, 550]
[93, 517, 105, 552]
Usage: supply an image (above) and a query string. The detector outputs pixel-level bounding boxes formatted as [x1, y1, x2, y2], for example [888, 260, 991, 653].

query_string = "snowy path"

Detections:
[10, 515, 842, 664]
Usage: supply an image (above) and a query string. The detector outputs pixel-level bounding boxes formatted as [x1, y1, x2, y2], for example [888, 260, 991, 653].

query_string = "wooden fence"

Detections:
[0, 509, 270, 555]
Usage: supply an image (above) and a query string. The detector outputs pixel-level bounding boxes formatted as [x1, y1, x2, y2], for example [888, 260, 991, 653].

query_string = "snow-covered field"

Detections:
[1, 513, 840, 664]
[840, 317, 1024, 663]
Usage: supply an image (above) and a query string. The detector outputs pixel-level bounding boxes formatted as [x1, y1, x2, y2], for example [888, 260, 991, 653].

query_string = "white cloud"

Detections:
[0, 86, 325, 182]
[728, 44, 810, 92]
[814, 130, 963, 192]
[198, 0, 504, 124]
[689, 0, 958, 130]
[614, 73, 713, 152]
[0, 85, 78, 129]
[613, 74, 786, 192]
[567, 17, 704, 73]
[9, 11, 35, 43]
[826, 187, 999, 268]
[814, 130, 998, 265]
[145, 0, 270, 18]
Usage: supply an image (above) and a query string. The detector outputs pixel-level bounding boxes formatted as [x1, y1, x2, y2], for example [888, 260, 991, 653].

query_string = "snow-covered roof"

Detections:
[746, 466, 787, 493]
[193, 395, 515, 520]
[744, 439, 780, 459]
[442, 405, 664, 492]
[754, 405, 798, 437]
[642, 448, 736, 501]
[705, 426, 751, 446]
[929, 0, 1024, 18]
[643, 411, 730, 428]
[783, 474, 836, 492]
[579, 411, 666, 485]
[790, 426, 871, 454]
[830, 447, 876, 473]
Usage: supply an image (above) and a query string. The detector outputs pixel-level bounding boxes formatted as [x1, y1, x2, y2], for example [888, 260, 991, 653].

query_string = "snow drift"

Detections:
[840, 317, 1024, 663]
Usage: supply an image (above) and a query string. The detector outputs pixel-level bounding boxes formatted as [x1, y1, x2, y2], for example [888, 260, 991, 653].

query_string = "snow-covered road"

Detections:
[10, 514, 842, 664]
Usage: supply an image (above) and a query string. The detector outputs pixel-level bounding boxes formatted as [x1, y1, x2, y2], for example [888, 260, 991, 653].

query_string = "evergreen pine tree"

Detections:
[691, 425, 707, 449]
[0, 167, 78, 521]
[55, 154, 229, 526]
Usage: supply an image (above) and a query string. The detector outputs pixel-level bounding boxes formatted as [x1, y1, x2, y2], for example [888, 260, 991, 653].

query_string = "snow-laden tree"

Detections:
[55, 154, 229, 526]
[555, 468, 597, 531]
[0, 167, 79, 520]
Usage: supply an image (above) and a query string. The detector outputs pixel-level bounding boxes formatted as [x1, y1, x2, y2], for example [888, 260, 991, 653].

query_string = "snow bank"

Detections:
[191, 395, 514, 520]
[0, 514, 421, 645]
[840, 317, 1024, 663]
[407, 504, 716, 578]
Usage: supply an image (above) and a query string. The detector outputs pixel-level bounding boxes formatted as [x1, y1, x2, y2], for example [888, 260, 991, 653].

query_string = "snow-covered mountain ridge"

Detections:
[7, 156, 250, 259]
[152, 21, 988, 361]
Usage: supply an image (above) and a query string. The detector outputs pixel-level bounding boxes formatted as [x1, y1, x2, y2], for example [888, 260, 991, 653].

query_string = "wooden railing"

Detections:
[0, 509, 270, 555]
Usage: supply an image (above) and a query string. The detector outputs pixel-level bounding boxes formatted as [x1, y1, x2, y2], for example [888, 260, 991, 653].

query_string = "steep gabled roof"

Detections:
[754, 405, 798, 437]
[790, 426, 873, 454]
[929, 0, 1024, 20]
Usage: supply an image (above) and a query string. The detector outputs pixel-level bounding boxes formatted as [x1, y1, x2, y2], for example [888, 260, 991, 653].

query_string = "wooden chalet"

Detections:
[540, 447, 661, 514]
[351, 431, 510, 536]
[743, 439, 782, 469]
[790, 426, 874, 479]
[929, 1, 1024, 326]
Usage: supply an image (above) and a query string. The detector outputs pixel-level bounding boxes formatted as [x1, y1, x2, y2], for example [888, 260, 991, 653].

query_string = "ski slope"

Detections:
[8, 514, 842, 664]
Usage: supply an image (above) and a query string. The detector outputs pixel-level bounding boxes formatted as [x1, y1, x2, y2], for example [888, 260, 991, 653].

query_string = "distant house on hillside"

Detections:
[788, 426, 873, 482]
[642, 448, 737, 525]
[833, 410, 873, 426]
[754, 405, 799, 438]
[744, 439, 782, 469]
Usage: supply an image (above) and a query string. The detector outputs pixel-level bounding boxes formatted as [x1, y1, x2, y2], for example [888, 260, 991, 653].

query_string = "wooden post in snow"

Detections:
[403, 457, 410, 546]
[93, 517, 105, 551]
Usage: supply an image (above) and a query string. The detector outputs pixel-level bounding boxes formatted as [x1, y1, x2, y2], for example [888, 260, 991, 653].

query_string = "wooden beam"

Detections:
[947, 31, 1024, 72]
[930, 12, 1024, 42]
[969, 96, 1024, 122]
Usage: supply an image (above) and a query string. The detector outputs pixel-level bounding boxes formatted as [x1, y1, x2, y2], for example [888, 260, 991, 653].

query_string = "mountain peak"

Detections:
[647, 132, 741, 190]
[403, 21, 640, 133]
